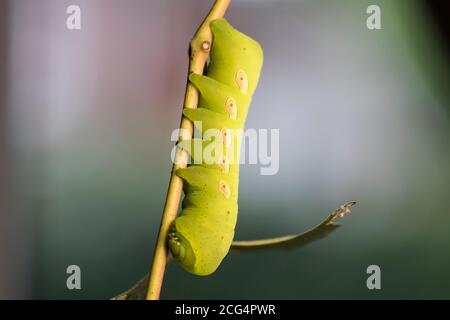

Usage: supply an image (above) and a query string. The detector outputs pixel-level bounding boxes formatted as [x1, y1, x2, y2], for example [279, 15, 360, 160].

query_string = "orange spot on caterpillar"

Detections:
[219, 180, 231, 198]
[226, 97, 237, 120]
[236, 69, 248, 94]
[218, 156, 229, 173]
[220, 128, 232, 147]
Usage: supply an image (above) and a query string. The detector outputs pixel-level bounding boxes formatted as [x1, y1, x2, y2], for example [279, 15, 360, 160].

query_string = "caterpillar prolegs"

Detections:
[168, 19, 263, 275]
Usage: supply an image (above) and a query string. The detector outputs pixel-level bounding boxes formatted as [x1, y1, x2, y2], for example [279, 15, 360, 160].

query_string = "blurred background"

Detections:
[0, 0, 449, 299]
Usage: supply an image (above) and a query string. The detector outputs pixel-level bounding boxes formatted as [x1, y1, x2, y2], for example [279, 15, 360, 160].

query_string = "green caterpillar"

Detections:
[168, 18, 263, 275]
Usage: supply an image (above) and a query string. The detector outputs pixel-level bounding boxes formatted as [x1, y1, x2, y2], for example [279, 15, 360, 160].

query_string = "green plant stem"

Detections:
[145, 0, 231, 301]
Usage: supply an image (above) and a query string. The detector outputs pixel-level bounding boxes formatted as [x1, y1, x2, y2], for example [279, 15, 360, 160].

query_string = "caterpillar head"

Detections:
[168, 214, 230, 276]
[168, 223, 196, 270]
[208, 18, 264, 96]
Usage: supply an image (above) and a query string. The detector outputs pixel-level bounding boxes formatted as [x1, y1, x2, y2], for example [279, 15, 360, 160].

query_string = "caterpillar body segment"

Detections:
[168, 18, 263, 275]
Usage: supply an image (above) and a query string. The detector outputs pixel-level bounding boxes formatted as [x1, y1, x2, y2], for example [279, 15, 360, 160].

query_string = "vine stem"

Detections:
[145, 0, 231, 300]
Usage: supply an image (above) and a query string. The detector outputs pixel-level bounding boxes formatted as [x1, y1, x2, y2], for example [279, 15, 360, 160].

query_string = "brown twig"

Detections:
[145, 0, 231, 300]
[229, 201, 356, 253]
